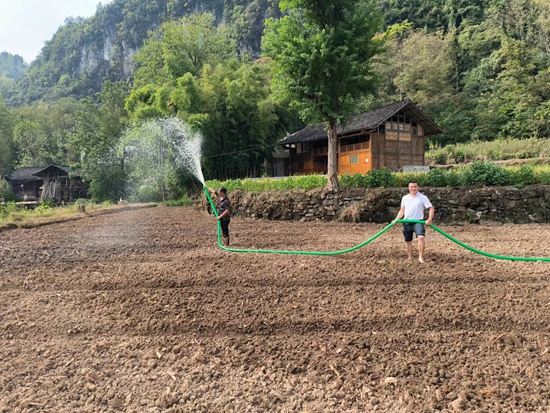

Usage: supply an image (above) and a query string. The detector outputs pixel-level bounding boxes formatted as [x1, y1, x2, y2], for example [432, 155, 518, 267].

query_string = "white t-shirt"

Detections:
[401, 193, 433, 220]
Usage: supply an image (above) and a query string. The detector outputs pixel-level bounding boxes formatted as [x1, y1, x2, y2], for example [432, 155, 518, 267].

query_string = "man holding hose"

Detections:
[393, 180, 434, 263]
[206, 186, 231, 246]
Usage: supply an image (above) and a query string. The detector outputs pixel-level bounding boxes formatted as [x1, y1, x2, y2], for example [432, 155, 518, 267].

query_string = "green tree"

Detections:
[9, 99, 83, 167]
[13, 120, 52, 166]
[262, 0, 385, 190]
[70, 81, 130, 201]
[126, 12, 299, 182]
[0, 93, 15, 175]
[132, 13, 236, 88]
[0, 51, 27, 78]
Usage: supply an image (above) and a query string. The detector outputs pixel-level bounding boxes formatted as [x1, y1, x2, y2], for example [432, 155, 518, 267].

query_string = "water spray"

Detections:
[129, 117, 549, 262]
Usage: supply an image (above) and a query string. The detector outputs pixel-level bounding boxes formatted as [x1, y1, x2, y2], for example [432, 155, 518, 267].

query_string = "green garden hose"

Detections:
[204, 186, 550, 261]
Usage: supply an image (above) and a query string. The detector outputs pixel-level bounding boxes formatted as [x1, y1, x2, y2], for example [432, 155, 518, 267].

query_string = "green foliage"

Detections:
[0, 94, 15, 175]
[87, 158, 128, 203]
[132, 13, 236, 88]
[163, 194, 194, 206]
[364, 167, 394, 188]
[263, 0, 385, 123]
[211, 162, 550, 191]
[4, 0, 550, 203]
[74, 198, 92, 206]
[339, 174, 368, 188]
[426, 138, 550, 165]
[0, 178, 16, 201]
[426, 168, 449, 187]
[263, 0, 385, 188]
[508, 165, 536, 187]
[459, 161, 509, 186]
[205, 175, 327, 191]
[34, 200, 54, 215]
[0, 52, 27, 102]
[126, 13, 300, 181]
[7, 0, 276, 105]
[67, 81, 131, 202]
[0, 52, 27, 78]
[0, 202, 18, 220]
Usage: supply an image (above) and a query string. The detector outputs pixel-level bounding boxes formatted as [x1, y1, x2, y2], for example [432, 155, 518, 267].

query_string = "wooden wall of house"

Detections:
[289, 143, 327, 175]
[337, 133, 372, 174]
[13, 181, 41, 199]
[371, 122, 426, 170]
[371, 133, 384, 170]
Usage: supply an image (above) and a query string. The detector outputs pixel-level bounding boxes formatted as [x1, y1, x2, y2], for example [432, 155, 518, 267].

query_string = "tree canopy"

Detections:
[263, 0, 385, 189]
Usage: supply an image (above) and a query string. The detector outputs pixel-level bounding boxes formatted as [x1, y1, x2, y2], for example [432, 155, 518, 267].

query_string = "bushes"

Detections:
[205, 162, 550, 191]
[0, 202, 18, 220]
[460, 161, 510, 186]
[0, 178, 17, 202]
[205, 175, 328, 192]
[427, 168, 448, 187]
[426, 138, 550, 165]
[365, 167, 393, 188]
[163, 195, 193, 206]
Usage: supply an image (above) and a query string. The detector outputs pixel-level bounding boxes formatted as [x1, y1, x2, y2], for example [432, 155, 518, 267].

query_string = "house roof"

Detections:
[7, 164, 73, 183]
[280, 99, 444, 145]
[6, 167, 44, 182]
[34, 164, 72, 177]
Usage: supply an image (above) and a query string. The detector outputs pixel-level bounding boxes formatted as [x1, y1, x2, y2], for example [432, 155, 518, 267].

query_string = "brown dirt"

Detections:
[1, 206, 549, 412]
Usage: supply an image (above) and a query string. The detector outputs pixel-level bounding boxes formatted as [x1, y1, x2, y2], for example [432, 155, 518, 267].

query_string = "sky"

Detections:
[0, 0, 114, 64]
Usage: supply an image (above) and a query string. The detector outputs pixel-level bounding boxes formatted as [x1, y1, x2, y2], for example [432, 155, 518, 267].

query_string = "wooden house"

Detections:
[277, 99, 443, 176]
[6, 167, 45, 200]
[6, 164, 82, 203]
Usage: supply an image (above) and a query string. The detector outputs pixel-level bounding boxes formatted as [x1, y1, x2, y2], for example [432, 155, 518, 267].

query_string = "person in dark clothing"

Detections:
[206, 186, 231, 246]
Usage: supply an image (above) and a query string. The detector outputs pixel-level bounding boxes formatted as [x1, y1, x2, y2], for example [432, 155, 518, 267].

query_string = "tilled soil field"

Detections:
[1, 206, 550, 413]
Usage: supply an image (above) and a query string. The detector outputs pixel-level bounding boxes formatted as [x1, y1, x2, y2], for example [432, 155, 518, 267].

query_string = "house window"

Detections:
[340, 135, 370, 152]
[350, 155, 359, 164]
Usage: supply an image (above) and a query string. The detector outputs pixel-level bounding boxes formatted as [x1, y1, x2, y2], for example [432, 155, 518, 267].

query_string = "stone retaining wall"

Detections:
[209, 185, 550, 224]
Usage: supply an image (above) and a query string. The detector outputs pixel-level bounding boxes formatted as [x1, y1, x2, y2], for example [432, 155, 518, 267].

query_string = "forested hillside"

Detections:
[3, 0, 280, 105]
[0, 0, 549, 202]
[0, 52, 27, 103]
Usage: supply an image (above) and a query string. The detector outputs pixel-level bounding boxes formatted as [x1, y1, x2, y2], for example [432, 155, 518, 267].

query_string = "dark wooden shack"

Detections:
[7, 164, 82, 203]
[278, 99, 443, 176]
[5, 167, 44, 200]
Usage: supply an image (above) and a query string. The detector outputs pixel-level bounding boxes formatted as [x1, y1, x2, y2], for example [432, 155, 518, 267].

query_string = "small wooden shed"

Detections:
[5, 167, 44, 200]
[277, 99, 443, 176]
[7, 164, 81, 203]
[34, 164, 75, 203]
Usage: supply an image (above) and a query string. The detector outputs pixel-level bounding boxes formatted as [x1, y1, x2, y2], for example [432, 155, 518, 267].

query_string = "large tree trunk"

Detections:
[326, 118, 339, 191]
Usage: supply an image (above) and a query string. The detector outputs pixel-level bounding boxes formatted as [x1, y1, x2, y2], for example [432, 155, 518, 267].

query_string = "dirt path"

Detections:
[1, 206, 549, 412]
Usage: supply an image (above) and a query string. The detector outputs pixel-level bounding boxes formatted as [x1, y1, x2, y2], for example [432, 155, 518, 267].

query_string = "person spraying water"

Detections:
[205, 186, 231, 246]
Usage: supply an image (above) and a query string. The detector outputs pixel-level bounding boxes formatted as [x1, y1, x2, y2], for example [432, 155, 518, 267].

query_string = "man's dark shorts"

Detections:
[403, 222, 425, 242]
[220, 217, 230, 238]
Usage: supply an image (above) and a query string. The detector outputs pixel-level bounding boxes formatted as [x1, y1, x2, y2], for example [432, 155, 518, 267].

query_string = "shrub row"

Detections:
[426, 138, 550, 165]
[205, 162, 550, 191]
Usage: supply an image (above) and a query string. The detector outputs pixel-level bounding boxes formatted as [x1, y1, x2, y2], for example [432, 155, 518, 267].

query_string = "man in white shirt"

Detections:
[393, 180, 435, 263]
